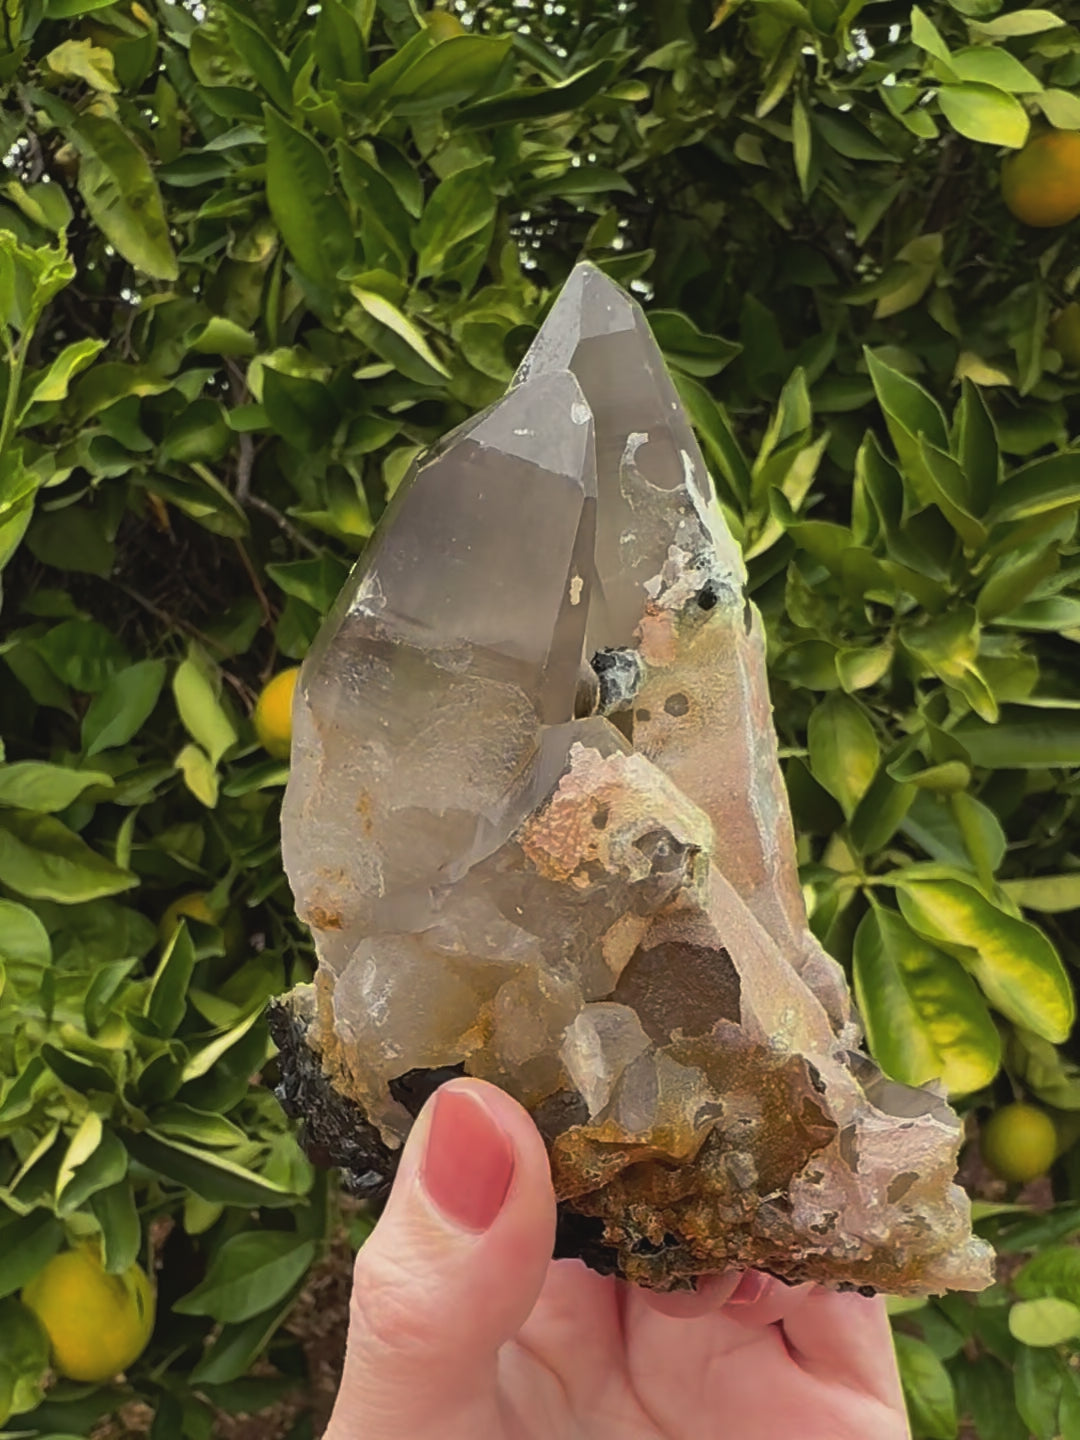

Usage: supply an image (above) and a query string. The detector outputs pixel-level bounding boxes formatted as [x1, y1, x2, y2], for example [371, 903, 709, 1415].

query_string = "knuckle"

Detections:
[349, 1245, 440, 1358]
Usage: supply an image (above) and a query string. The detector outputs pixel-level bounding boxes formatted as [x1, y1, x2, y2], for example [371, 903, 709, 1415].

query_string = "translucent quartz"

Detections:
[280, 265, 993, 1294]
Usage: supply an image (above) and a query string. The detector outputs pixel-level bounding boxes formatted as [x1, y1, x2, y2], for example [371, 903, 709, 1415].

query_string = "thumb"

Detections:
[325, 1078, 557, 1440]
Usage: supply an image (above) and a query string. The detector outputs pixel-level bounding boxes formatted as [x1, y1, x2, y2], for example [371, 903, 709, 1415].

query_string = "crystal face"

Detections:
[277, 264, 993, 1295]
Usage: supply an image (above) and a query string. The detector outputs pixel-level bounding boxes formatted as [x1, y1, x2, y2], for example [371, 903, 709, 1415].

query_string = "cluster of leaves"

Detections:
[0, 0, 1078, 1433]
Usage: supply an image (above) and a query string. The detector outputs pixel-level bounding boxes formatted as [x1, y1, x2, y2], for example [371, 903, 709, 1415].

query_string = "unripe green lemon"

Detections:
[981, 1102, 1058, 1184]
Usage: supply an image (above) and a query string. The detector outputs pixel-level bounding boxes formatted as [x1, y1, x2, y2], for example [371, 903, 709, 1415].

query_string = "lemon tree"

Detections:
[0, 0, 1079, 1436]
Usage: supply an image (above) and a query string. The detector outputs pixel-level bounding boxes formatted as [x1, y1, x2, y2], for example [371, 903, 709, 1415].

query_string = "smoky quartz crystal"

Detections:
[275, 264, 992, 1295]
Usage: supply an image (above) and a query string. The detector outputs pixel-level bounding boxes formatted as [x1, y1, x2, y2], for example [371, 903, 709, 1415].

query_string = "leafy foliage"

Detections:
[0, 0, 1079, 1434]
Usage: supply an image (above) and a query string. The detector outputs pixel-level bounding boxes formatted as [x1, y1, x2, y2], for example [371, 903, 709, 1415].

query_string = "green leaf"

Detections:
[955, 379, 1000, 514]
[173, 645, 237, 766]
[955, 707, 1080, 768]
[264, 108, 353, 290]
[145, 921, 196, 1038]
[946, 45, 1042, 92]
[896, 874, 1074, 1041]
[0, 762, 112, 812]
[222, 7, 292, 112]
[0, 810, 136, 901]
[1010, 1297, 1080, 1347]
[45, 38, 119, 92]
[911, 6, 952, 61]
[457, 58, 618, 127]
[978, 544, 1059, 622]
[90, 1181, 141, 1273]
[190, 1293, 299, 1385]
[24, 339, 106, 410]
[854, 906, 1001, 1096]
[123, 1130, 297, 1207]
[35, 619, 128, 694]
[991, 451, 1080, 522]
[807, 692, 879, 818]
[937, 83, 1030, 148]
[1016, 1245, 1080, 1304]
[894, 1332, 958, 1439]
[179, 1006, 265, 1083]
[387, 33, 511, 115]
[70, 112, 178, 281]
[970, 8, 1063, 35]
[81, 658, 166, 756]
[41, 1042, 115, 1092]
[673, 373, 751, 507]
[174, 1231, 316, 1323]
[864, 349, 948, 505]
[176, 742, 219, 808]
[349, 287, 450, 377]
[414, 161, 496, 281]
[1004, 874, 1080, 913]
[1015, 1344, 1066, 1440]
[1035, 89, 1080, 130]
[0, 1212, 63, 1299]
[649, 310, 741, 378]
[0, 1297, 49, 1420]
[0, 899, 50, 965]
[314, 0, 368, 87]
[791, 92, 812, 198]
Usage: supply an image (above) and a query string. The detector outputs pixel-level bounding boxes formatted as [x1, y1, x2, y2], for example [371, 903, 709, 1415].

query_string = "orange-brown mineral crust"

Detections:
[277, 264, 993, 1295]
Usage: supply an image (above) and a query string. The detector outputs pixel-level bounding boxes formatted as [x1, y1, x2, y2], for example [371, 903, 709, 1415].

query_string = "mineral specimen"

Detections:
[275, 264, 993, 1295]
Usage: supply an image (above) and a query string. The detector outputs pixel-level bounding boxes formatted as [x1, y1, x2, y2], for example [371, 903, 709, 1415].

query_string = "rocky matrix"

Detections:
[276, 264, 993, 1295]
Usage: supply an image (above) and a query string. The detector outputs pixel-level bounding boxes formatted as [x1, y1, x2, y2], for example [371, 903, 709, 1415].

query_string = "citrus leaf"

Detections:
[1009, 1298, 1080, 1347]
[854, 906, 1001, 1096]
[0, 762, 113, 812]
[264, 107, 353, 290]
[70, 112, 178, 281]
[81, 659, 166, 756]
[173, 1231, 316, 1322]
[172, 646, 237, 766]
[807, 692, 879, 817]
[938, 82, 1030, 147]
[0, 810, 136, 902]
[895, 875, 1074, 1041]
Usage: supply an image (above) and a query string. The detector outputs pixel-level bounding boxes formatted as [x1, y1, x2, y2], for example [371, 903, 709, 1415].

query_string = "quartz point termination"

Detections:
[276, 264, 993, 1295]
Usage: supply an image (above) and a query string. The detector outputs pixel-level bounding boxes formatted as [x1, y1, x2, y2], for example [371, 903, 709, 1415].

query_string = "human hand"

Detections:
[324, 1079, 911, 1440]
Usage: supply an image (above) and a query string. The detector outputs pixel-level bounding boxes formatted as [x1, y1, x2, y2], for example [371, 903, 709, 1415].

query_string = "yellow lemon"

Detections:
[253, 667, 300, 761]
[424, 8, 465, 39]
[1002, 129, 1080, 228]
[22, 1248, 155, 1383]
[1051, 302, 1080, 368]
[981, 1102, 1058, 1184]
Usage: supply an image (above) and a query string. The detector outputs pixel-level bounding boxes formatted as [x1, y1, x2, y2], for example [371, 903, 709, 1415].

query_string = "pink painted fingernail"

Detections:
[421, 1087, 515, 1232]
[728, 1271, 770, 1305]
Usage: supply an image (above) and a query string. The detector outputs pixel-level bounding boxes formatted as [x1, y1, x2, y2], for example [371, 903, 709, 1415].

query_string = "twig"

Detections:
[116, 583, 232, 656]
[234, 536, 274, 626]
[234, 430, 255, 501]
[244, 493, 323, 555]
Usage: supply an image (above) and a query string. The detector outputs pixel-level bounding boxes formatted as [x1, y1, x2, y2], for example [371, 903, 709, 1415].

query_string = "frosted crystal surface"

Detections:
[279, 264, 992, 1294]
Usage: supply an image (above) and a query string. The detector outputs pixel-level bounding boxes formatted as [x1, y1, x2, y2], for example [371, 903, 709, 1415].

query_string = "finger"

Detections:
[721, 1271, 816, 1328]
[781, 1289, 906, 1410]
[325, 1078, 557, 1440]
[637, 1270, 742, 1319]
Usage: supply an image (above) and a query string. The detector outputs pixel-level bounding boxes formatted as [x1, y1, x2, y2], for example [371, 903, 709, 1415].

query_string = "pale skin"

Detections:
[326, 1079, 912, 1440]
